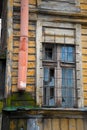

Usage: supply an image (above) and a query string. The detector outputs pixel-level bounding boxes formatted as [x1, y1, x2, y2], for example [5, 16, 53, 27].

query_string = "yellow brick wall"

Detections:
[13, 0, 36, 6]
[80, 0, 87, 13]
[81, 25, 87, 106]
[12, 0, 36, 94]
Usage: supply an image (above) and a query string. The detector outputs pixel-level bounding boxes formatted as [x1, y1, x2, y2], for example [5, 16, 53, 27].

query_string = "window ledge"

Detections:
[3, 106, 87, 112]
[3, 106, 87, 119]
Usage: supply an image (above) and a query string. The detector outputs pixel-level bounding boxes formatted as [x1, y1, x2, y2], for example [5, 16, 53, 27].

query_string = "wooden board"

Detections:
[61, 119, 68, 130]
[69, 119, 76, 130]
[52, 119, 60, 130]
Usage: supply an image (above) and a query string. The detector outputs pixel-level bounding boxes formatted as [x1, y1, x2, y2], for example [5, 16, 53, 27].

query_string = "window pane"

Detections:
[43, 68, 55, 106]
[44, 68, 49, 82]
[68, 47, 74, 62]
[62, 68, 75, 107]
[61, 46, 75, 62]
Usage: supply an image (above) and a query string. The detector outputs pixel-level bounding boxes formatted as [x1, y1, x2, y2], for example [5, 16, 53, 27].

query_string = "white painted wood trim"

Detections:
[36, 20, 43, 106]
[75, 24, 84, 108]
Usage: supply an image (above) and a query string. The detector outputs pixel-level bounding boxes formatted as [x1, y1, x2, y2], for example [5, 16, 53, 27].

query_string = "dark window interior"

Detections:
[43, 43, 56, 62]
[0, 1, 3, 18]
[0, 1, 6, 99]
[45, 48, 53, 60]
[0, 59, 6, 98]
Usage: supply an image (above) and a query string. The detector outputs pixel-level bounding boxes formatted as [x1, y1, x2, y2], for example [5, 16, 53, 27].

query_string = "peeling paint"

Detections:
[20, 81, 26, 88]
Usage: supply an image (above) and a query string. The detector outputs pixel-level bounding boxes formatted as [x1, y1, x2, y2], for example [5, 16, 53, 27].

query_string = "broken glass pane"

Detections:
[49, 87, 55, 106]
[50, 87, 54, 97]
[62, 68, 74, 107]
[49, 98, 55, 106]
[49, 69, 54, 86]
[44, 68, 49, 82]
[43, 68, 55, 106]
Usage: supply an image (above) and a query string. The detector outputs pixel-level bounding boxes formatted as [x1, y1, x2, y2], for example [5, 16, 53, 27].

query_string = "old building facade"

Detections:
[0, 0, 87, 129]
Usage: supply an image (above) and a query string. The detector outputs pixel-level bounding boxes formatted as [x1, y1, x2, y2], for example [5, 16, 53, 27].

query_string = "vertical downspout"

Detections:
[18, 0, 28, 91]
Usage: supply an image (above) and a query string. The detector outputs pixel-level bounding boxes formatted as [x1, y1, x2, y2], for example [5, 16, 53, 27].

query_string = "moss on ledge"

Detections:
[6, 92, 36, 107]
[0, 101, 3, 113]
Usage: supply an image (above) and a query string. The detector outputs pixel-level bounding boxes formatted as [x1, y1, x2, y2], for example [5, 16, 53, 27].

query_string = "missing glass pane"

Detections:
[43, 43, 56, 61]
[43, 68, 55, 106]
[45, 48, 53, 60]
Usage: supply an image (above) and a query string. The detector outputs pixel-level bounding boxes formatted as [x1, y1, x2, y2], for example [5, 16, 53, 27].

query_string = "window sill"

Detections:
[3, 106, 87, 119]
[3, 106, 87, 112]
[42, 60, 57, 67]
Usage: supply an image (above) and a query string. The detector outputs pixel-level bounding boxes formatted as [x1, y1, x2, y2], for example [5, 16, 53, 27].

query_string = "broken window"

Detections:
[45, 48, 53, 60]
[43, 68, 55, 106]
[42, 44, 76, 107]
[62, 68, 75, 107]
[61, 46, 75, 107]
[43, 44, 56, 61]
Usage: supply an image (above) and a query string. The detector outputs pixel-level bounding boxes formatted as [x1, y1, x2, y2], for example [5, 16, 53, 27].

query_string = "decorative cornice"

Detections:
[29, 7, 87, 24]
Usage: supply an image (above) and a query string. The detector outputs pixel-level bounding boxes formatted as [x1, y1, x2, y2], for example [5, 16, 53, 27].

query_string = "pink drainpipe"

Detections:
[18, 0, 28, 91]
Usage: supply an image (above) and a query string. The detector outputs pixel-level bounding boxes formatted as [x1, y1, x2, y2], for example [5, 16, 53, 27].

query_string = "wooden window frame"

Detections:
[43, 67, 55, 106]
[42, 44, 76, 107]
[36, 21, 83, 108]
[57, 45, 76, 107]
